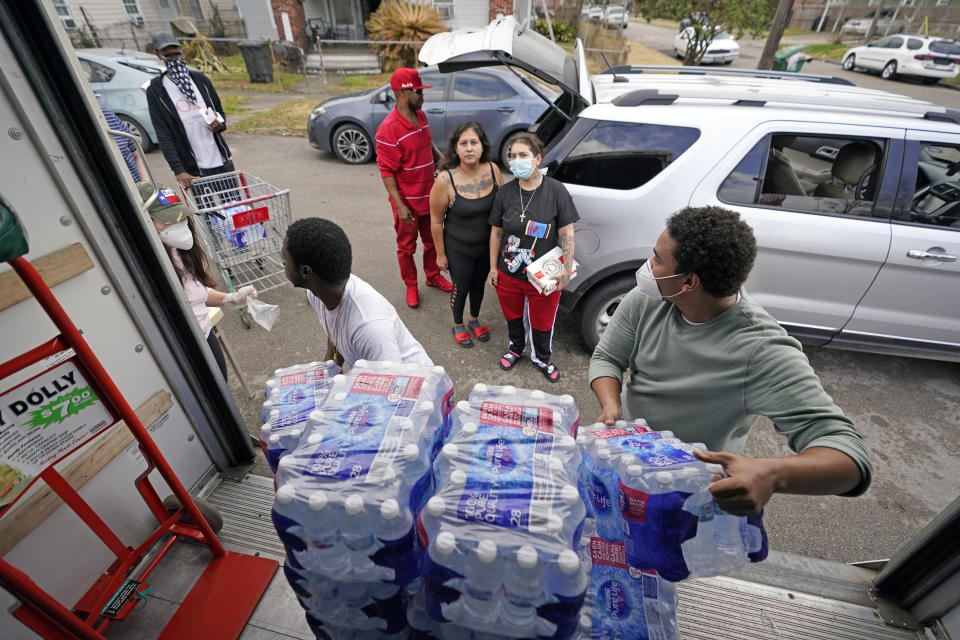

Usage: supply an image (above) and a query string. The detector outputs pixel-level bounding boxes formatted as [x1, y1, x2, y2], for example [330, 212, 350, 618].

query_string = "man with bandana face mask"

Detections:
[588, 206, 872, 518]
[146, 32, 232, 191]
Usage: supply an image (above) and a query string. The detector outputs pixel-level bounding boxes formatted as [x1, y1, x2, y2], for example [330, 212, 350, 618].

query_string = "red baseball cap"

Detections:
[390, 68, 432, 91]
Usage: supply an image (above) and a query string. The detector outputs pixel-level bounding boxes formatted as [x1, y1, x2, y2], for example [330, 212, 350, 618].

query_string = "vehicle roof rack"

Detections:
[599, 65, 855, 86]
[607, 87, 960, 124]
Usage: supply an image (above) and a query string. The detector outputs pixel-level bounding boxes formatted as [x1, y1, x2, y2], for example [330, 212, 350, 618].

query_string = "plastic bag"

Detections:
[247, 297, 279, 331]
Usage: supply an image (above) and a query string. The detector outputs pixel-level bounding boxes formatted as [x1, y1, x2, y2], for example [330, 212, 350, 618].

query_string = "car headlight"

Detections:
[309, 106, 326, 121]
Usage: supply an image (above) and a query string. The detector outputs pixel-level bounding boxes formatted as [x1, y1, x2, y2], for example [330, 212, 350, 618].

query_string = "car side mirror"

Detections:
[376, 91, 392, 104]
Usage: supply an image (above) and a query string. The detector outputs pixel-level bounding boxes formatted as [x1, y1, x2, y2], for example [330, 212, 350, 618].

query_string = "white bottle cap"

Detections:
[277, 455, 295, 470]
[291, 428, 302, 439]
[355, 359, 368, 368]
[576, 434, 589, 446]
[418, 400, 434, 413]
[473, 383, 488, 394]
[274, 368, 284, 376]
[266, 379, 278, 390]
[596, 446, 612, 460]
[461, 421, 478, 435]
[516, 545, 538, 569]
[557, 550, 580, 575]
[636, 418, 649, 427]
[307, 433, 323, 445]
[308, 410, 324, 422]
[344, 494, 364, 515]
[547, 514, 563, 534]
[275, 484, 296, 504]
[561, 395, 574, 406]
[457, 400, 471, 414]
[441, 443, 459, 461]
[502, 386, 516, 395]
[403, 443, 420, 461]
[580, 613, 592, 629]
[655, 471, 674, 485]
[426, 496, 446, 517]
[435, 531, 456, 555]
[705, 463, 724, 477]
[309, 491, 328, 511]
[380, 499, 400, 520]
[268, 433, 281, 445]
[333, 373, 346, 385]
[614, 419, 628, 428]
[558, 435, 576, 450]
[620, 454, 637, 467]
[549, 458, 563, 473]
[450, 469, 467, 486]
[269, 409, 279, 419]
[260, 424, 271, 437]
[627, 464, 645, 477]
[432, 365, 446, 376]
[561, 485, 579, 505]
[262, 400, 274, 410]
[660, 430, 674, 439]
[475, 539, 498, 563]
[334, 392, 347, 401]
[530, 390, 545, 400]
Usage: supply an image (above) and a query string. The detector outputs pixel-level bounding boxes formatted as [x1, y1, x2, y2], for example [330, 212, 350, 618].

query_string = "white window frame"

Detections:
[936, 0, 950, 7]
[432, 0, 455, 19]
[122, 0, 145, 26]
[52, 0, 77, 30]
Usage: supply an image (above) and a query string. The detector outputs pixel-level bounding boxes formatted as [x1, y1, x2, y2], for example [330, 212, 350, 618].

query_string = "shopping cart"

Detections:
[182, 171, 292, 324]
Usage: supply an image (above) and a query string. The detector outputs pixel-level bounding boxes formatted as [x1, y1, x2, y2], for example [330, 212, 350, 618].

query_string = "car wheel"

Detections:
[882, 60, 898, 80]
[116, 114, 155, 153]
[500, 131, 528, 170]
[332, 123, 373, 164]
[723, 60, 733, 65]
[579, 274, 636, 351]
[842, 54, 856, 71]
[674, 48, 683, 60]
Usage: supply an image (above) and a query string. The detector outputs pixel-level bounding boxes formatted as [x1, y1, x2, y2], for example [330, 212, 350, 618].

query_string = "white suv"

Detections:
[421, 18, 960, 362]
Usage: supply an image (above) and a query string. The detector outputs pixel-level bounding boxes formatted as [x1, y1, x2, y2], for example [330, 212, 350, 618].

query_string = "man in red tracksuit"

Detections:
[375, 68, 452, 308]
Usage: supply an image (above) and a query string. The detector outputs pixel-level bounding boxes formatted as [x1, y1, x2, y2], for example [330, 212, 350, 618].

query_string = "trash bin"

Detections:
[238, 40, 273, 83]
[773, 44, 810, 73]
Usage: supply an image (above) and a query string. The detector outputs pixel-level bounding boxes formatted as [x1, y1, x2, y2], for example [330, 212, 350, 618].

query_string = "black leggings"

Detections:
[206, 331, 228, 382]
[447, 252, 487, 325]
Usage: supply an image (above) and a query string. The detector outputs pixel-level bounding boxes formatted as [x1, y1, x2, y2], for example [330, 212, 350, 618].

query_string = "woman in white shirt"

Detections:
[137, 182, 255, 380]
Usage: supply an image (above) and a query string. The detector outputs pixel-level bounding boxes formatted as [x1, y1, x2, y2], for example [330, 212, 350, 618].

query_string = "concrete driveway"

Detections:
[625, 20, 960, 109]
[145, 128, 959, 566]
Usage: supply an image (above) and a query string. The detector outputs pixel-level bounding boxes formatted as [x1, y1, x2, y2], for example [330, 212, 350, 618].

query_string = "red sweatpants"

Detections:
[392, 207, 439, 286]
[495, 274, 561, 365]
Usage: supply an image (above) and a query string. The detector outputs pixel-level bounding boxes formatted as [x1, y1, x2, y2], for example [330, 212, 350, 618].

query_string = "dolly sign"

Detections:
[0, 361, 113, 507]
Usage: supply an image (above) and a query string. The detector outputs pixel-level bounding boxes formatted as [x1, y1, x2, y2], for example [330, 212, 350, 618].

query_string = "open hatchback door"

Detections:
[418, 15, 593, 147]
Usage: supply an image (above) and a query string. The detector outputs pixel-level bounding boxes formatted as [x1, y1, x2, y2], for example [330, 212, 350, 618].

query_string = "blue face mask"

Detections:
[509, 158, 535, 179]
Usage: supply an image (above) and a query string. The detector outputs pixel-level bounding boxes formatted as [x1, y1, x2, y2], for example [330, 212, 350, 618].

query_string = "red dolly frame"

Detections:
[0, 256, 276, 638]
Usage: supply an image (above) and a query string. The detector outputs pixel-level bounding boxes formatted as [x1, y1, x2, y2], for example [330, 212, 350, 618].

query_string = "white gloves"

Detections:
[222, 286, 257, 309]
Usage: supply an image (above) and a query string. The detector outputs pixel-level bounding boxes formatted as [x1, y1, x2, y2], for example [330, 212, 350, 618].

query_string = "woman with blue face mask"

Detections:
[487, 134, 580, 383]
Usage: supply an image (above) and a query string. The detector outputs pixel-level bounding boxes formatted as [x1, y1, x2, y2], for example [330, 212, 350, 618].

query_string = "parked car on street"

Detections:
[603, 5, 628, 29]
[841, 10, 906, 36]
[673, 26, 740, 64]
[74, 48, 164, 151]
[307, 65, 558, 165]
[842, 34, 960, 83]
[421, 17, 960, 362]
[582, 5, 604, 21]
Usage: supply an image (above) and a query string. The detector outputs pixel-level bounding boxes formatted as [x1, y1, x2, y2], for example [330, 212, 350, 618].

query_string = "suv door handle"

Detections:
[497, 107, 515, 113]
[426, 108, 444, 114]
[907, 249, 957, 262]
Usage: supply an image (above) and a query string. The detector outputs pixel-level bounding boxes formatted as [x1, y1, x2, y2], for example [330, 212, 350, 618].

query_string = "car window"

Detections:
[419, 73, 446, 103]
[874, 37, 900, 48]
[904, 141, 960, 230]
[78, 58, 116, 83]
[452, 72, 515, 101]
[907, 38, 924, 50]
[888, 36, 905, 48]
[930, 40, 960, 55]
[719, 133, 886, 218]
[552, 122, 700, 190]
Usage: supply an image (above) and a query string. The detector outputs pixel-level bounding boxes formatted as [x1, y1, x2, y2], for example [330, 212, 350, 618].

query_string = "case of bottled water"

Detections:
[259, 360, 341, 472]
[577, 421, 768, 582]
[417, 384, 587, 640]
[273, 361, 453, 585]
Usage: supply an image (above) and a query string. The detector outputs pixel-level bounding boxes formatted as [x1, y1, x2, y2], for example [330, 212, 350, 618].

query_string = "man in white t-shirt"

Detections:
[282, 217, 432, 368]
[146, 31, 233, 191]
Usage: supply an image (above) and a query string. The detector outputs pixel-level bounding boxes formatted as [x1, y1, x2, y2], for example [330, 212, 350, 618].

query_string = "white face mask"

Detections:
[635, 260, 688, 300]
[158, 220, 194, 250]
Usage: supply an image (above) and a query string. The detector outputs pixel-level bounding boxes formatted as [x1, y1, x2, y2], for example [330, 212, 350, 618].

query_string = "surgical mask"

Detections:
[158, 220, 194, 250]
[509, 158, 535, 180]
[635, 260, 688, 300]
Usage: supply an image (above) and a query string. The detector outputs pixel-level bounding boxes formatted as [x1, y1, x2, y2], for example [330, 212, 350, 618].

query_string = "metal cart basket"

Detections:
[183, 171, 292, 297]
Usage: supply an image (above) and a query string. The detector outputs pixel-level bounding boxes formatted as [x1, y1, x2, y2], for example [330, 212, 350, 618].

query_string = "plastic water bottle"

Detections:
[540, 550, 587, 638]
[460, 539, 501, 627]
[501, 545, 542, 633]
[585, 445, 622, 541]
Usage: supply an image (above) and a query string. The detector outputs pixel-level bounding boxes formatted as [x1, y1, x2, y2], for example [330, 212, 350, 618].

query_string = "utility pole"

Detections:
[758, 0, 793, 71]
[863, 0, 883, 43]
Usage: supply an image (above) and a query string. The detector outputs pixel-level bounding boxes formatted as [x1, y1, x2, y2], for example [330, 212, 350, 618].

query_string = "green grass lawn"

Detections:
[231, 97, 316, 137]
[220, 93, 250, 116]
[208, 54, 303, 93]
[778, 42, 849, 62]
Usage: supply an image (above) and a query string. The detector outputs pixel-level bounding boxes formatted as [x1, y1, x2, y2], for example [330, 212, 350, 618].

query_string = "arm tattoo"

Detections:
[558, 230, 575, 284]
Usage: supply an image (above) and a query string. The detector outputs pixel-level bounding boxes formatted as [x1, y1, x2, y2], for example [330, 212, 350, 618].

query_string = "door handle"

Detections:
[907, 249, 957, 262]
[426, 108, 444, 114]
[497, 107, 515, 113]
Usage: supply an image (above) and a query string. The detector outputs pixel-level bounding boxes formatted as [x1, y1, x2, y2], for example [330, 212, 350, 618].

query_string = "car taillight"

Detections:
[915, 54, 935, 61]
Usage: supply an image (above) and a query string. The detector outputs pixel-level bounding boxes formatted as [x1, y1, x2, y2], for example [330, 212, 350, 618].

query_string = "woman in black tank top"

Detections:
[429, 121, 504, 348]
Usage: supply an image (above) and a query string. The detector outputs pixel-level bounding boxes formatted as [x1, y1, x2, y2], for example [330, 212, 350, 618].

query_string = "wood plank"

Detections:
[0, 243, 95, 312]
[0, 390, 173, 555]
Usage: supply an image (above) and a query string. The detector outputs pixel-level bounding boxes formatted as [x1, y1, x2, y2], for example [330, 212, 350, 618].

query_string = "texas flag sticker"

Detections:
[157, 188, 181, 205]
[525, 220, 551, 239]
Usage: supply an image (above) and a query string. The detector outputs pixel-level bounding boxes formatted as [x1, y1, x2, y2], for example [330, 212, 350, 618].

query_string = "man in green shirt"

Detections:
[589, 206, 872, 516]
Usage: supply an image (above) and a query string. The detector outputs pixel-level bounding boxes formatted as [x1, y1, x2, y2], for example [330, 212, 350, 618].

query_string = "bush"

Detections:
[534, 19, 576, 43]
[365, 0, 449, 70]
